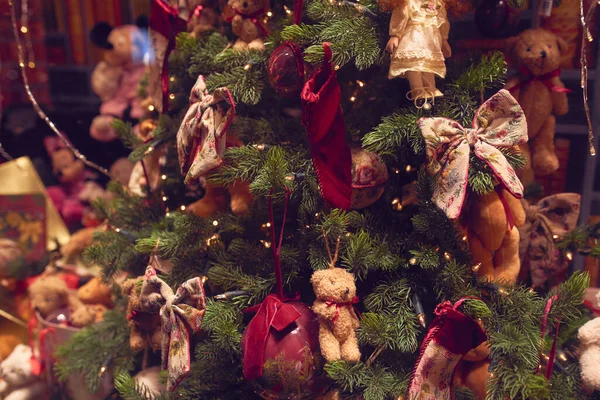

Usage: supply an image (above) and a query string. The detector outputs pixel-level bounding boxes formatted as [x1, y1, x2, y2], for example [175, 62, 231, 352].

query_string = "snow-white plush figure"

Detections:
[0, 344, 47, 400]
[579, 291, 600, 390]
[134, 367, 166, 400]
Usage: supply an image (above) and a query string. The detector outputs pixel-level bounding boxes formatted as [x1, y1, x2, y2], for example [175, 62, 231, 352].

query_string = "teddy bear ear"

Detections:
[135, 15, 149, 30]
[90, 22, 114, 50]
[504, 36, 519, 61]
[556, 36, 568, 55]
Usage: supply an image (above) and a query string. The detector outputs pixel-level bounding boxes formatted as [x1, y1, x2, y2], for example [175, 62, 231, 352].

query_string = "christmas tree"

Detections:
[52, 0, 595, 399]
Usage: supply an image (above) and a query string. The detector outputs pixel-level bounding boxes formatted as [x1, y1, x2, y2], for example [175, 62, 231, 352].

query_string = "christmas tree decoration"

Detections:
[267, 42, 305, 97]
[504, 29, 570, 184]
[140, 266, 206, 390]
[301, 43, 353, 210]
[226, 0, 270, 50]
[381, 0, 450, 106]
[350, 147, 389, 209]
[406, 299, 487, 399]
[579, 292, 600, 390]
[580, 0, 597, 156]
[310, 235, 361, 363]
[474, 0, 521, 38]
[518, 193, 581, 288]
[187, 0, 220, 38]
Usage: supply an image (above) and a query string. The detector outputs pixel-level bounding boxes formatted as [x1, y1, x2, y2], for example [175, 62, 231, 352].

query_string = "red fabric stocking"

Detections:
[300, 43, 352, 210]
[407, 300, 487, 400]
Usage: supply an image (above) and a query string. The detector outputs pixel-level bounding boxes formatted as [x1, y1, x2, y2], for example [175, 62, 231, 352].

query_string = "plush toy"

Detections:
[505, 28, 570, 184]
[110, 157, 135, 187]
[227, 0, 269, 50]
[28, 275, 82, 318]
[188, 0, 220, 38]
[128, 120, 164, 197]
[578, 292, 600, 391]
[187, 180, 253, 217]
[381, 0, 451, 108]
[69, 277, 113, 328]
[44, 137, 88, 227]
[454, 359, 490, 400]
[121, 277, 162, 352]
[0, 344, 47, 400]
[134, 367, 166, 400]
[89, 18, 149, 142]
[311, 266, 361, 363]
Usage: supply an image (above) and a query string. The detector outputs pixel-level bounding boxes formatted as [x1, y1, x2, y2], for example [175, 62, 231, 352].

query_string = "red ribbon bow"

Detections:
[242, 294, 302, 380]
[325, 296, 360, 323]
[538, 294, 561, 379]
[507, 68, 572, 94]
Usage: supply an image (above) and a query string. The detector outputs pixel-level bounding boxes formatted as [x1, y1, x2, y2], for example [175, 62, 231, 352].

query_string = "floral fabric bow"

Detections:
[518, 193, 581, 288]
[418, 89, 528, 220]
[176, 75, 235, 185]
[141, 266, 207, 390]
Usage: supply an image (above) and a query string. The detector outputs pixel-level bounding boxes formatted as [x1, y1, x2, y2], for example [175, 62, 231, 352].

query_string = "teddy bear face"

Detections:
[104, 26, 146, 66]
[28, 276, 69, 317]
[0, 344, 34, 386]
[51, 149, 85, 184]
[229, 0, 267, 16]
[507, 29, 566, 76]
[311, 268, 357, 302]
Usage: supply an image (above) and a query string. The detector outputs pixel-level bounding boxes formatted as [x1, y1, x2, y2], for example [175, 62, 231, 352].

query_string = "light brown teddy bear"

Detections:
[28, 275, 82, 318]
[187, 0, 220, 38]
[504, 28, 570, 184]
[311, 267, 361, 363]
[121, 277, 162, 352]
[227, 0, 269, 50]
[69, 277, 113, 328]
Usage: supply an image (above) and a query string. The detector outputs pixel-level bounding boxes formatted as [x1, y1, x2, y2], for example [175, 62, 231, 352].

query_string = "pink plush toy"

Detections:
[44, 137, 88, 227]
[89, 19, 149, 142]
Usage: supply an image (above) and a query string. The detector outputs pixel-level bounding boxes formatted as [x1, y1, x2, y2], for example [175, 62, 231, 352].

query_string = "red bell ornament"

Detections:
[241, 297, 330, 399]
[267, 42, 305, 97]
[350, 147, 389, 209]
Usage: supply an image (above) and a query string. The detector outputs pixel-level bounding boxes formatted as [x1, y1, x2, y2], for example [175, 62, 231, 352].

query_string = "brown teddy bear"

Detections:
[28, 275, 82, 318]
[504, 28, 570, 184]
[188, 0, 220, 38]
[227, 0, 269, 50]
[121, 277, 162, 352]
[69, 277, 113, 328]
[311, 267, 361, 363]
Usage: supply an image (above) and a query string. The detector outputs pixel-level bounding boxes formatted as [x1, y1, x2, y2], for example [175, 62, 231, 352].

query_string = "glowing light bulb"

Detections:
[409, 257, 417, 265]
[169, 76, 175, 82]
[148, 105, 155, 111]
[405, 165, 412, 172]
[244, 64, 252, 71]
[267, 11, 273, 16]
[161, 174, 167, 180]
[213, 220, 219, 226]
[180, 205, 186, 211]
[472, 263, 481, 273]
[443, 252, 451, 260]
[566, 251, 573, 261]
[115, 228, 121, 233]
[169, 94, 175, 100]
[350, 96, 356, 102]
[162, 196, 167, 201]
[357, 80, 364, 87]
[20, 26, 28, 33]
[28, 61, 35, 68]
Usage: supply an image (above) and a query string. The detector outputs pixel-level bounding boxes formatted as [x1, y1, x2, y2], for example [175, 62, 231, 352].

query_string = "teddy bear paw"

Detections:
[130, 335, 146, 352]
[532, 153, 559, 176]
[341, 343, 361, 363]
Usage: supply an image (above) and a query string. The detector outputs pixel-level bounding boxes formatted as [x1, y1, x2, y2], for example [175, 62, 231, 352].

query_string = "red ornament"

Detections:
[242, 300, 330, 399]
[267, 42, 305, 97]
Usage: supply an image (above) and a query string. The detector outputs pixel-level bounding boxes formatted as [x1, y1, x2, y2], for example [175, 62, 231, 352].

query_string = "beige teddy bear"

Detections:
[28, 275, 82, 318]
[227, 0, 269, 50]
[504, 28, 569, 185]
[69, 277, 113, 328]
[311, 267, 361, 363]
[578, 292, 600, 391]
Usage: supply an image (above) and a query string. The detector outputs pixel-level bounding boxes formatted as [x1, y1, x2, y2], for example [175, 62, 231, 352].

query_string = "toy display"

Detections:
[226, 0, 269, 49]
[0, 344, 47, 400]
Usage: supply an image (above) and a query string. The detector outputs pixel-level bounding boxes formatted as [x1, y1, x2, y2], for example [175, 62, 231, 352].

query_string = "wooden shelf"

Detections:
[556, 123, 589, 135]
[561, 68, 596, 80]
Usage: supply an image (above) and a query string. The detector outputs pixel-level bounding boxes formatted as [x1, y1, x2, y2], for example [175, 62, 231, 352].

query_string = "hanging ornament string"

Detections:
[8, 0, 110, 177]
[268, 186, 291, 300]
[580, 0, 597, 156]
[293, 0, 303, 25]
[0, 52, 13, 162]
[538, 294, 561, 379]
[19, 0, 35, 69]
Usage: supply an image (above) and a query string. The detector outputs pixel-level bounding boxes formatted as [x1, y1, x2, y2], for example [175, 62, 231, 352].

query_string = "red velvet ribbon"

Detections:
[325, 296, 360, 323]
[495, 186, 516, 230]
[226, 8, 270, 37]
[150, 0, 187, 113]
[507, 68, 572, 94]
[539, 294, 561, 379]
[301, 43, 353, 210]
[293, 0, 303, 24]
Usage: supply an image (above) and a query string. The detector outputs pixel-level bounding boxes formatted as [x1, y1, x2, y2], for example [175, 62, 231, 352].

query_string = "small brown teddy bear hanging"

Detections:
[226, 0, 270, 50]
[504, 28, 570, 185]
[121, 277, 162, 352]
[310, 234, 361, 363]
[187, 0, 220, 38]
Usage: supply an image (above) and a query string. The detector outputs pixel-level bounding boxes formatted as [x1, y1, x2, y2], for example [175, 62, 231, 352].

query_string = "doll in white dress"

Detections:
[383, 0, 451, 108]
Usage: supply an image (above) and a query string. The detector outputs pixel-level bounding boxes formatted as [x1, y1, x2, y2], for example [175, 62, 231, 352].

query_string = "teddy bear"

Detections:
[89, 18, 149, 142]
[186, 180, 254, 217]
[504, 28, 570, 185]
[0, 344, 47, 400]
[28, 275, 82, 319]
[227, 0, 269, 50]
[578, 292, 600, 391]
[69, 277, 113, 328]
[121, 277, 162, 352]
[188, 0, 220, 38]
[311, 267, 361, 363]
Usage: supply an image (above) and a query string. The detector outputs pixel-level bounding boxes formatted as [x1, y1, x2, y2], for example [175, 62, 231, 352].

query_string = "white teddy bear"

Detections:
[0, 344, 47, 400]
[579, 291, 600, 391]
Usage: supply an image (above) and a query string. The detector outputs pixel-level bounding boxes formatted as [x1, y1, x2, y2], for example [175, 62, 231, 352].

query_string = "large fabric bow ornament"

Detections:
[518, 193, 581, 287]
[419, 89, 528, 220]
[176, 75, 235, 185]
[141, 266, 207, 390]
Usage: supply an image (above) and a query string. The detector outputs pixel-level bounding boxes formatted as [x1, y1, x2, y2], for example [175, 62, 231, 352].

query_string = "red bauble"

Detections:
[242, 301, 330, 399]
[267, 42, 305, 97]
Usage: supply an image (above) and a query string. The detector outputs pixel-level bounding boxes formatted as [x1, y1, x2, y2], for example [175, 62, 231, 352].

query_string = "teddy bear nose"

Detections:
[540, 50, 547, 58]
[345, 287, 350, 295]
[243, 1, 248, 7]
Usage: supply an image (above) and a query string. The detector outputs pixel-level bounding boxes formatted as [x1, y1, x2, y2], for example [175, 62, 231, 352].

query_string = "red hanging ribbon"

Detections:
[539, 294, 561, 379]
[226, 8, 270, 37]
[293, 0, 303, 25]
[325, 296, 360, 323]
[150, 0, 187, 113]
[243, 187, 300, 380]
[507, 68, 572, 94]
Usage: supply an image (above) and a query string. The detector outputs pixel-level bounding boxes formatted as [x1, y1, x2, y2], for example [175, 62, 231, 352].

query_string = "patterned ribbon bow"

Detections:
[141, 266, 207, 391]
[176, 75, 235, 185]
[518, 193, 581, 287]
[325, 296, 360, 323]
[418, 89, 528, 220]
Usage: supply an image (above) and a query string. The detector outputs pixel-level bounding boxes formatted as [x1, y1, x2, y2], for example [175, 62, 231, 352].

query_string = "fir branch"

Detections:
[206, 67, 265, 105]
[362, 108, 423, 158]
[450, 51, 508, 96]
[113, 119, 142, 149]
